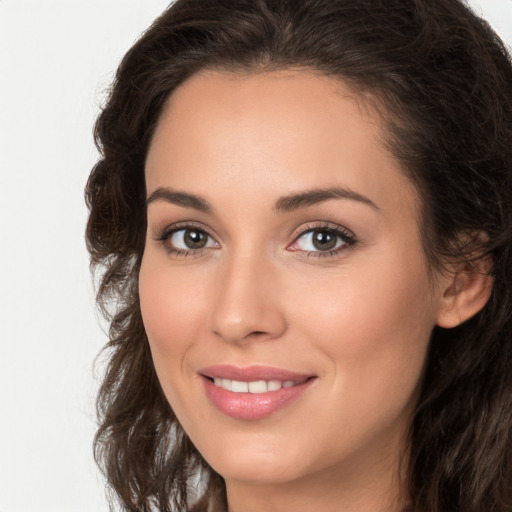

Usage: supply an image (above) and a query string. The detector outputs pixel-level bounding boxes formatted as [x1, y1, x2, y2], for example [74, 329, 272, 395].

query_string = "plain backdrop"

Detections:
[0, 1, 511, 511]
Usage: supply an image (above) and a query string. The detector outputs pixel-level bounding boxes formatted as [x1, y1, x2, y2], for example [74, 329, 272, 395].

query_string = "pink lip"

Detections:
[198, 365, 316, 420]
[198, 364, 312, 382]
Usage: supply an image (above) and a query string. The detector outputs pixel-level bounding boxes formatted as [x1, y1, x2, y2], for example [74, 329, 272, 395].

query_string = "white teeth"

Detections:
[267, 380, 282, 391]
[231, 380, 249, 392]
[212, 378, 301, 393]
[248, 380, 267, 393]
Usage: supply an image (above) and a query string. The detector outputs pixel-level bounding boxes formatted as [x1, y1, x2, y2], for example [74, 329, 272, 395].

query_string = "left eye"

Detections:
[293, 229, 349, 252]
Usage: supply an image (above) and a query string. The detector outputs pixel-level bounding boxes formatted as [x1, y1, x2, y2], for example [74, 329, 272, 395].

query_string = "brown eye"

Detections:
[296, 229, 345, 252]
[288, 225, 357, 257]
[311, 230, 337, 251]
[183, 229, 208, 249]
[166, 228, 218, 252]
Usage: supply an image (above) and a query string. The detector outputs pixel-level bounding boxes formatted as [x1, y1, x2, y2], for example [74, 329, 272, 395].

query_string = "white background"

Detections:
[0, 1, 511, 511]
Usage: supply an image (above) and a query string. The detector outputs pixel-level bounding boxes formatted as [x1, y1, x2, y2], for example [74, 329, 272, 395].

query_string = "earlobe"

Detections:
[436, 257, 493, 328]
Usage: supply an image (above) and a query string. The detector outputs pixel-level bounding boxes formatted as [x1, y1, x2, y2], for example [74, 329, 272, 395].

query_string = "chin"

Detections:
[201, 440, 306, 484]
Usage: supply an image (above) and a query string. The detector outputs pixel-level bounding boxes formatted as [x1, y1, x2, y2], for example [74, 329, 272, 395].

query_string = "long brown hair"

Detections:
[85, 1, 512, 510]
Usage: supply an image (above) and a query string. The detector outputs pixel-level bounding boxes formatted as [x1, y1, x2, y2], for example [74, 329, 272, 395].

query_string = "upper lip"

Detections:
[198, 364, 314, 382]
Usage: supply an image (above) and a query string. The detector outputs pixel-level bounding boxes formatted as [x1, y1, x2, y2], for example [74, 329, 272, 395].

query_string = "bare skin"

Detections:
[140, 70, 491, 512]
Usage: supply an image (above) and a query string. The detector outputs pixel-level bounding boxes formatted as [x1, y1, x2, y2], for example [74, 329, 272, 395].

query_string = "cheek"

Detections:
[295, 259, 433, 343]
[138, 253, 213, 434]
[138, 254, 208, 372]
[289, 246, 435, 425]
[140, 249, 211, 326]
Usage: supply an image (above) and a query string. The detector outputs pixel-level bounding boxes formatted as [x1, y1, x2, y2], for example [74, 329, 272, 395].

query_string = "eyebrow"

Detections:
[146, 187, 213, 213]
[146, 185, 379, 214]
[273, 186, 380, 212]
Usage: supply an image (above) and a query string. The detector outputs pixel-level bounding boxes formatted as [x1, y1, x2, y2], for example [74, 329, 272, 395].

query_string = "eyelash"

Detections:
[154, 222, 215, 259]
[290, 222, 357, 258]
[154, 221, 358, 259]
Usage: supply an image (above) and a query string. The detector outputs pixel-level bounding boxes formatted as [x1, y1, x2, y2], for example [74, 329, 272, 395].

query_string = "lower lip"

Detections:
[201, 376, 315, 420]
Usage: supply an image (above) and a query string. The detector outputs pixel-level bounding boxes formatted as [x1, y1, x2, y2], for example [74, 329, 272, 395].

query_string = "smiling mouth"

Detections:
[208, 377, 310, 394]
[200, 374, 316, 420]
[198, 365, 317, 420]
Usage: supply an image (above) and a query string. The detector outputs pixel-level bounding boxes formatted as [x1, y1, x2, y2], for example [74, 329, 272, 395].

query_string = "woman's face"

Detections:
[140, 70, 446, 488]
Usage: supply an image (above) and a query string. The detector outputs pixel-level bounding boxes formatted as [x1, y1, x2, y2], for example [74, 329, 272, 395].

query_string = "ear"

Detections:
[436, 255, 493, 328]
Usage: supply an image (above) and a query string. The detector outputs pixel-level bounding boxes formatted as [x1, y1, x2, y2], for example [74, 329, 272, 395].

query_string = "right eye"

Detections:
[156, 226, 219, 257]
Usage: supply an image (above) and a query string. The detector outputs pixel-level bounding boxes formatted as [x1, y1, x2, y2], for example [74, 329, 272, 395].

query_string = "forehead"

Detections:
[145, 69, 418, 221]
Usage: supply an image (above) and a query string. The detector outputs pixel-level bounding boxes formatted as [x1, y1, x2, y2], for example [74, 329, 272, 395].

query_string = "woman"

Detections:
[85, 0, 512, 511]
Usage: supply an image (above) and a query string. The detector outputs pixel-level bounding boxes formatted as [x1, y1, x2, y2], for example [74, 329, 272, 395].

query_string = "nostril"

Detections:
[209, 298, 287, 344]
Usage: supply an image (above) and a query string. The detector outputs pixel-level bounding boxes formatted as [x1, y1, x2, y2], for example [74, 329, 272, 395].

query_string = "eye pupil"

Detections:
[313, 231, 337, 250]
[184, 229, 207, 249]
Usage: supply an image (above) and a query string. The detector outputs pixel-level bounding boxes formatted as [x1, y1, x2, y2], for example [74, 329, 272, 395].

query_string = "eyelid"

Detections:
[152, 220, 357, 259]
[287, 221, 357, 257]
[153, 221, 220, 258]
[153, 220, 214, 238]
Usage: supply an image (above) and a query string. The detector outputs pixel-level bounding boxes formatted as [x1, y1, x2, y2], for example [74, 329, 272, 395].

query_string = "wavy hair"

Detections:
[85, 0, 512, 510]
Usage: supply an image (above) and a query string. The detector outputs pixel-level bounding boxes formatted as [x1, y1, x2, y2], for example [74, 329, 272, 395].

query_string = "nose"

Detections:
[209, 252, 287, 345]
